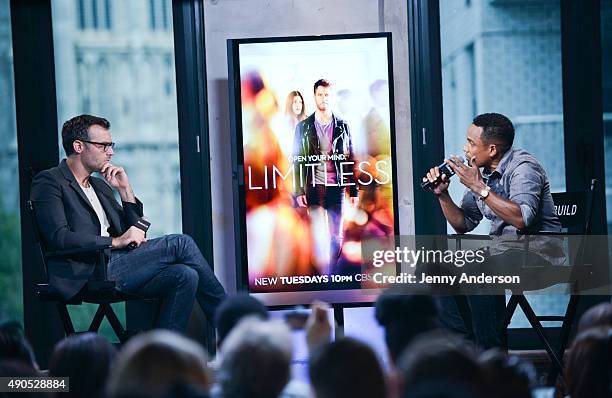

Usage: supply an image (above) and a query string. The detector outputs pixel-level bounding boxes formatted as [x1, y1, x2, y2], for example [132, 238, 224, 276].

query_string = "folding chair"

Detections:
[500, 179, 598, 385]
[27, 200, 155, 343]
[449, 179, 598, 386]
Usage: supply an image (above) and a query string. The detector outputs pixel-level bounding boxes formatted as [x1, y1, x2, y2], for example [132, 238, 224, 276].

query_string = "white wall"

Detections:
[203, 0, 414, 291]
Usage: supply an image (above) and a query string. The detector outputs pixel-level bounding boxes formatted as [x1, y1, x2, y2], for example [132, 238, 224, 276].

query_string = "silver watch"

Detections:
[479, 185, 491, 200]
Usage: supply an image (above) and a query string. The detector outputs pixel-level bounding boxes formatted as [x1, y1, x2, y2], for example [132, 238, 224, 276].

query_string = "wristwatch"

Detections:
[478, 185, 491, 201]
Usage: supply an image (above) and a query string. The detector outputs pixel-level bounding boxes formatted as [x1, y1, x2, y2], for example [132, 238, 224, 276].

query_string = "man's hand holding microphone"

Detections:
[421, 156, 466, 196]
[423, 164, 452, 196]
[111, 226, 146, 249]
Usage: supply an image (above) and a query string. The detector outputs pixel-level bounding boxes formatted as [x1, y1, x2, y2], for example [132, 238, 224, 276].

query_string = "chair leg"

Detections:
[501, 295, 520, 330]
[56, 303, 75, 335]
[102, 303, 128, 343]
[546, 294, 579, 385]
[88, 305, 106, 332]
[517, 296, 565, 385]
[498, 294, 520, 347]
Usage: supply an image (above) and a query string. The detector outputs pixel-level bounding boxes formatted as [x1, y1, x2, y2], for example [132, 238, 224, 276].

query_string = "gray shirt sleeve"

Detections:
[459, 190, 483, 232]
[508, 161, 543, 228]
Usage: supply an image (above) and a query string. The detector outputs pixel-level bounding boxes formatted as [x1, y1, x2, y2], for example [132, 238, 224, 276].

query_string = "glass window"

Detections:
[603, 1, 612, 233]
[0, 0, 22, 325]
[77, 0, 112, 31]
[439, 0, 567, 328]
[149, 0, 170, 31]
[161, 0, 170, 30]
[52, 0, 180, 339]
[104, 0, 112, 30]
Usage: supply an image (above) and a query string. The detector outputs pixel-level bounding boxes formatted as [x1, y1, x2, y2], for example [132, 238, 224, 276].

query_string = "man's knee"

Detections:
[165, 233, 194, 244]
[173, 265, 199, 290]
[179, 233, 196, 246]
[166, 233, 200, 253]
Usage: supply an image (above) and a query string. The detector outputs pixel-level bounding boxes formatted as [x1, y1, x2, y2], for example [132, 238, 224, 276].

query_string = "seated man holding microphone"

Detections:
[31, 114, 226, 332]
[422, 112, 562, 348]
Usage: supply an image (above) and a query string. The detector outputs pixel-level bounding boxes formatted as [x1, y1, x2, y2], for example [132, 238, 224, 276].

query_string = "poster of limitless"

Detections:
[228, 33, 399, 304]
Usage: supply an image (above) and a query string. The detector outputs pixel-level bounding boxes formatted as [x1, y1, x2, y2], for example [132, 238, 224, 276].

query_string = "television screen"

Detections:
[228, 33, 399, 305]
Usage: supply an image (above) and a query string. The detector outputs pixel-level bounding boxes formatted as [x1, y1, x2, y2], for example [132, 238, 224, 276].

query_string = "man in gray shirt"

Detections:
[423, 112, 562, 348]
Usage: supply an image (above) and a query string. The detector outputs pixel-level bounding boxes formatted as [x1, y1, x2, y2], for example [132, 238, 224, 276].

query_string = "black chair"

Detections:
[450, 179, 598, 385]
[500, 179, 598, 385]
[27, 200, 155, 343]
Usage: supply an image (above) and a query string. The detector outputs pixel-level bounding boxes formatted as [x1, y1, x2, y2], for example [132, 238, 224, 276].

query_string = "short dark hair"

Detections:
[214, 295, 269, 348]
[309, 337, 386, 398]
[314, 79, 331, 93]
[375, 289, 439, 364]
[0, 324, 37, 369]
[472, 113, 515, 155]
[49, 333, 117, 398]
[401, 382, 483, 398]
[478, 349, 535, 398]
[398, 332, 487, 396]
[566, 327, 612, 398]
[62, 114, 110, 156]
[578, 302, 612, 333]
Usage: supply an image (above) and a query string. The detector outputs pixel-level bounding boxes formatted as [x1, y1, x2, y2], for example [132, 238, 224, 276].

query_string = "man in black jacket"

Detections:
[293, 79, 359, 274]
[30, 115, 225, 331]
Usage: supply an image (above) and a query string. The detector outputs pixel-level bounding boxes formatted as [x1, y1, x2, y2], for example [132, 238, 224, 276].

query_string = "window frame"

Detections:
[12, 0, 217, 363]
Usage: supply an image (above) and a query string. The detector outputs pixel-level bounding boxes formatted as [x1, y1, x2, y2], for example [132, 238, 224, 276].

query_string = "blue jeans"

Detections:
[108, 234, 226, 332]
[437, 295, 506, 349]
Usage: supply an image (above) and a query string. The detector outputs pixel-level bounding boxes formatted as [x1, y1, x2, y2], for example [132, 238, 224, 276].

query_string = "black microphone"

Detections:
[127, 217, 151, 250]
[420, 158, 464, 190]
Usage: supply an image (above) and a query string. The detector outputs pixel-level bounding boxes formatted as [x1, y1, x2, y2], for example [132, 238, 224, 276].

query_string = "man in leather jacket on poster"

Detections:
[292, 79, 359, 275]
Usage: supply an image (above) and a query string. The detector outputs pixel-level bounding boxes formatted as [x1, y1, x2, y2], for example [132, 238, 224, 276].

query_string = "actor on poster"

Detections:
[293, 79, 359, 274]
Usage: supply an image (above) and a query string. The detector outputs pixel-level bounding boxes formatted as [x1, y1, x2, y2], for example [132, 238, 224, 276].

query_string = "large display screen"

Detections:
[228, 33, 398, 305]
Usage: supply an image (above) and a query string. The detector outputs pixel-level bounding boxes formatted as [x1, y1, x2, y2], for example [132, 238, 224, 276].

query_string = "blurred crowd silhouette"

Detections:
[1, 291, 610, 398]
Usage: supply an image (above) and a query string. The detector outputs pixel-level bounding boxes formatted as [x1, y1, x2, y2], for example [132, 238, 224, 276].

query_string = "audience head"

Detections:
[218, 317, 292, 398]
[215, 294, 269, 348]
[106, 330, 211, 398]
[0, 360, 40, 398]
[578, 302, 612, 333]
[402, 382, 482, 398]
[478, 349, 535, 398]
[565, 327, 612, 398]
[0, 323, 37, 370]
[398, 332, 487, 397]
[375, 288, 439, 364]
[48, 332, 117, 398]
[309, 337, 386, 398]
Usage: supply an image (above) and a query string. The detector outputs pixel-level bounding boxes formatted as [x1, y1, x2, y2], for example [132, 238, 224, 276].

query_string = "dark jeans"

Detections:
[306, 185, 344, 273]
[435, 249, 551, 349]
[437, 295, 506, 349]
[108, 234, 226, 332]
